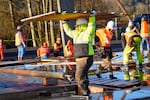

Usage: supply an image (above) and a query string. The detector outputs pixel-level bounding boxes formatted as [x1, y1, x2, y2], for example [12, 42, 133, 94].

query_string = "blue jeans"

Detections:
[140, 38, 150, 53]
[40, 54, 48, 59]
[17, 45, 25, 57]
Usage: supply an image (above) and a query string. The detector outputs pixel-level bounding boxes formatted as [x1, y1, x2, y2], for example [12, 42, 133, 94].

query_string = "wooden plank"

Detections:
[21, 11, 117, 22]
[0, 68, 65, 79]
[88, 85, 104, 93]
[104, 80, 140, 88]
[0, 59, 40, 67]
[90, 79, 119, 85]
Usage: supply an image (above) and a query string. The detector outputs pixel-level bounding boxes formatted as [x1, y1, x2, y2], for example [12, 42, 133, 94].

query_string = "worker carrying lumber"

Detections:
[37, 42, 50, 59]
[123, 21, 144, 80]
[62, 11, 96, 96]
[0, 38, 4, 61]
[140, 16, 150, 59]
[95, 20, 117, 79]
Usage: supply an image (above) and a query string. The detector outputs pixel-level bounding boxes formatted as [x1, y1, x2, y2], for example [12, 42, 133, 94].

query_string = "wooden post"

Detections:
[49, 0, 55, 46]
[26, 0, 36, 47]
[57, 0, 65, 52]
[115, 17, 118, 40]
[42, 0, 50, 46]
[37, 0, 42, 44]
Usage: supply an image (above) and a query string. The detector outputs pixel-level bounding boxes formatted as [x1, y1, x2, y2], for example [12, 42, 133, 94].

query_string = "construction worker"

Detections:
[140, 16, 150, 58]
[64, 40, 75, 72]
[37, 42, 50, 59]
[0, 38, 4, 61]
[62, 11, 96, 96]
[95, 20, 117, 79]
[53, 38, 63, 57]
[64, 40, 74, 57]
[15, 25, 26, 61]
[123, 21, 144, 80]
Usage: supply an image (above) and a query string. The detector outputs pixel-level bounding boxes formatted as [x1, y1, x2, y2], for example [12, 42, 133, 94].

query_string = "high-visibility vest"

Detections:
[140, 20, 149, 38]
[96, 28, 113, 47]
[64, 41, 74, 57]
[0, 39, 3, 49]
[124, 31, 136, 43]
[37, 46, 50, 56]
[15, 31, 24, 46]
[63, 16, 96, 56]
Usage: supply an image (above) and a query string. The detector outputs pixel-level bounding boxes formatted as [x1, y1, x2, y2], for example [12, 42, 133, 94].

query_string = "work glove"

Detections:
[61, 11, 67, 14]
[91, 10, 97, 16]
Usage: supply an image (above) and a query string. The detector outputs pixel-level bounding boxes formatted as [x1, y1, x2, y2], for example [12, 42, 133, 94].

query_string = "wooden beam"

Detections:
[0, 59, 40, 67]
[0, 68, 65, 79]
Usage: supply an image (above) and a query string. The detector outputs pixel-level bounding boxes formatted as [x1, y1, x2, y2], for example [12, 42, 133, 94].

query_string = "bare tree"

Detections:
[135, 2, 147, 14]
[8, 0, 15, 29]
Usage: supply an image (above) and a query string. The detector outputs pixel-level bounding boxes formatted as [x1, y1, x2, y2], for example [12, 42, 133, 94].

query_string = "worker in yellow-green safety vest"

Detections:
[62, 11, 96, 96]
[123, 21, 144, 81]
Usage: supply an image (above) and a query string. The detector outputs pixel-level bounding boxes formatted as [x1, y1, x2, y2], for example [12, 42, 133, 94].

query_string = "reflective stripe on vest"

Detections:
[140, 20, 149, 38]
[96, 29, 113, 47]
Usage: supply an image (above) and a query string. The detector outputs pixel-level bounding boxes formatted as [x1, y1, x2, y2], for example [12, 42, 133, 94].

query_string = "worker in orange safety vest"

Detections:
[0, 38, 4, 61]
[95, 20, 117, 79]
[37, 42, 50, 59]
[64, 40, 75, 70]
[140, 16, 150, 58]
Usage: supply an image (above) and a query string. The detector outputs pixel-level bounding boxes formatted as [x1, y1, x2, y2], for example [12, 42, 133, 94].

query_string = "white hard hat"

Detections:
[107, 21, 116, 30]
[76, 18, 87, 26]
[128, 21, 133, 27]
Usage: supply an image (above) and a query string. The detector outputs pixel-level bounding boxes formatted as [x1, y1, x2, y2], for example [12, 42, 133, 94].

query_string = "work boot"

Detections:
[107, 66, 117, 79]
[79, 84, 90, 96]
[95, 65, 102, 78]
[107, 67, 117, 79]
[129, 69, 138, 80]
[109, 74, 117, 79]
[124, 64, 130, 81]
[136, 64, 144, 81]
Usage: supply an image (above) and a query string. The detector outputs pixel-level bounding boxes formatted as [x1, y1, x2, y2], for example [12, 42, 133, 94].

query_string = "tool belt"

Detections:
[74, 43, 89, 58]
[97, 46, 112, 58]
